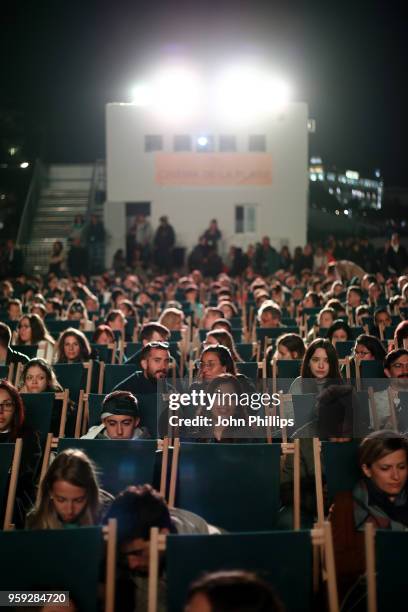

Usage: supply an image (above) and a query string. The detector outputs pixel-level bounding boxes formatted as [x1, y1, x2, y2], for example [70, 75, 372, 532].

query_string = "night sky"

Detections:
[2, 0, 407, 186]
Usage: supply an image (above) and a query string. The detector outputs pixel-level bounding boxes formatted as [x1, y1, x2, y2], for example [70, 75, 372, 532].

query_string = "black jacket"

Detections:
[6, 347, 29, 365]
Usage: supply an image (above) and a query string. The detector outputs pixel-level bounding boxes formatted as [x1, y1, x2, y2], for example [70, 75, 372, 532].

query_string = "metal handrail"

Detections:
[16, 159, 44, 246]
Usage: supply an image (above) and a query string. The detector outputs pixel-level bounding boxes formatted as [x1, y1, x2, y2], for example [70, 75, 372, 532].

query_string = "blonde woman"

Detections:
[27, 449, 112, 529]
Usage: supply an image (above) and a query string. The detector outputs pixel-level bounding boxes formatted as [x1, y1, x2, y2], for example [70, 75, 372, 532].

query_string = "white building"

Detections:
[105, 101, 309, 265]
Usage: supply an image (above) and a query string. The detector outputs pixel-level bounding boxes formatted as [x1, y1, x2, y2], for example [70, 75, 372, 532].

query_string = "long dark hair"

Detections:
[0, 379, 25, 441]
[354, 334, 386, 361]
[17, 313, 53, 345]
[19, 358, 63, 393]
[55, 328, 91, 363]
[301, 338, 341, 380]
[326, 319, 352, 342]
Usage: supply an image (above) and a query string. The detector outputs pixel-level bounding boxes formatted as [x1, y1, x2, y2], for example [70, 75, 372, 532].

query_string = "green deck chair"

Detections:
[236, 342, 256, 362]
[334, 341, 355, 358]
[0, 526, 111, 612]
[99, 363, 136, 394]
[236, 361, 259, 380]
[314, 439, 360, 524]
[57, 438, 159, 496]
[366, 527, 408, 612]
[271, 359, 302, 393]
[292, 394, 317, 432]
[21, 392, 57, 446]
[170, 442, 281, 532]
[11, 344, 38, 359]
[165, 530, 314, 612]
[53, 362, 92, 402]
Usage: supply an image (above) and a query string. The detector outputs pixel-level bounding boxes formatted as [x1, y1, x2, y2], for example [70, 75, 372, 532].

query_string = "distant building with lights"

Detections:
[309, 157, 383, 210]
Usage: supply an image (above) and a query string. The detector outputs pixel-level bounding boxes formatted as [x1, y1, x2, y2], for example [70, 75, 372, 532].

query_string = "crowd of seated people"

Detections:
[0, 255, 407, 611]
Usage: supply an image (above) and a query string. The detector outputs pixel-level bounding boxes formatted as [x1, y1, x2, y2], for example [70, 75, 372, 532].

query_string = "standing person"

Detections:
[67, 238, 88, 277]
[154, 216, 175, 274]
[203, 219, 222, 252]
[135, 213, 153, 268]
[255, 237, 279, 276]
[48, 241, 65, 277]
[4, 239, 24, 276]
[386, 233, 408, 275]
[85, 215, 106, 275]
[69, 215, 85, 245]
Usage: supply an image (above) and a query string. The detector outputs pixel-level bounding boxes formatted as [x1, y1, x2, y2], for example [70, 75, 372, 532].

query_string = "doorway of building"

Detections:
[125, 202, 151, 267]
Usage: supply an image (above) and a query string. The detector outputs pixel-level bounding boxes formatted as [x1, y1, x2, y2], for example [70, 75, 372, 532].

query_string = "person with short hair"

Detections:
[372, 349, 408, 430]
[353, 430, 408, 530]
[125, 322, 171, 369]
[114, 341, 172, 397]
[82, 390, 150, 440]
[104, 484, 218, 612]
[184, 570, 284, 612]
[346, 285, 363, 309]
[7, 298, 23, 321]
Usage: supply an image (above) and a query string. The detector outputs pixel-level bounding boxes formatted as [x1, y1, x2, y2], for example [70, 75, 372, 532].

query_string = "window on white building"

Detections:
[248, 134, 266, 152]
[219, 134, 237, 152]
[235, 204, 257, 233]
[144, 135, 163, 152]
[174, 134, 192, 151]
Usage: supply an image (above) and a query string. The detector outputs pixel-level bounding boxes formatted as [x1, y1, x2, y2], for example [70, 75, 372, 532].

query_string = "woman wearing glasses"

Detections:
[353, 334, 386, 362]
[0, 379, 41, 527]
[15, 313, 55, 361]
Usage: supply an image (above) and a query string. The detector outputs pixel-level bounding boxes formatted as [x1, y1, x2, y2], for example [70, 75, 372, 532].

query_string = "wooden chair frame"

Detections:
[364, 522, 377, 612]
[39, 437, 170, 501]
[147, 520, 339, 612]
[3, 438, 22, 530]
[168, 438, 301, 530]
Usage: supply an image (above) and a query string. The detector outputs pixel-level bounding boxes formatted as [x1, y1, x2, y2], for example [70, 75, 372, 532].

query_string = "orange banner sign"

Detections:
[155, 153, 272, 186]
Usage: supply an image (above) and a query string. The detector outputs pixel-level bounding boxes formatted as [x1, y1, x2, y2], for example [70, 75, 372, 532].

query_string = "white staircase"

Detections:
[22, 164, 105, 274]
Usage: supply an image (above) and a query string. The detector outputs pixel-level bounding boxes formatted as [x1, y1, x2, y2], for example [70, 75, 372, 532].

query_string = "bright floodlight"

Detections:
[132, 66, 202, 120]
[131, 84, 153, 106]
[197, 136, 209, 147]
[215, 65, 291, 121]
[153, 66, 201, 119]
[20, 162, 29, 169]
